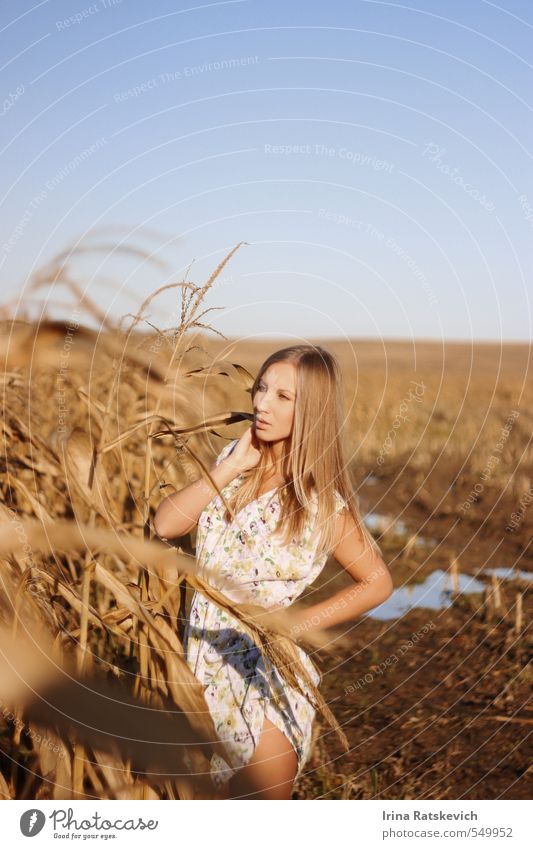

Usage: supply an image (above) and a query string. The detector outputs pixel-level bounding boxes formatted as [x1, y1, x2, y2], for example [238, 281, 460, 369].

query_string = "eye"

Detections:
[256, 381, 292, 400]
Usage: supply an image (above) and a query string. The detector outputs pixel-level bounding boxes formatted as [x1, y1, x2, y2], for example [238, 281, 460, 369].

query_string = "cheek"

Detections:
[284, 404, 295, 426]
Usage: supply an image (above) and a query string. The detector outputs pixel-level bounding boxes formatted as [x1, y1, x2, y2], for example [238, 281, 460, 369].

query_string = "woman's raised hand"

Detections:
[225, 425, 262, 473]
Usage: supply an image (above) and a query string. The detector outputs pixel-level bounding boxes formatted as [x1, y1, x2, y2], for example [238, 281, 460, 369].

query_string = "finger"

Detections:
[237, 427, 249, 448]
[251, 427, 260, 452]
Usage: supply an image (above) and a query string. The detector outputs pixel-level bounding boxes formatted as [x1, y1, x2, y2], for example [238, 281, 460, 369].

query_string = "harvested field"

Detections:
[0, 245, 531, 799]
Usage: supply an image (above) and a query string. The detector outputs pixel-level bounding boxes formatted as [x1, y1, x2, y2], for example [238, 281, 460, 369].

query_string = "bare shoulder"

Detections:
[332, 507, 364, 553]
[332, 507, 392, 589]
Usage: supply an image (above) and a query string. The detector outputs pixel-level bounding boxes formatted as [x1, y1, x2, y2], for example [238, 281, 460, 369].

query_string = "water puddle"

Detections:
[364, 510, 436, 548]
[367, 567, 531, 621]
[365, 511, 405, 534]
[361, 510, 531, 620]
[484, 567, 531, 582]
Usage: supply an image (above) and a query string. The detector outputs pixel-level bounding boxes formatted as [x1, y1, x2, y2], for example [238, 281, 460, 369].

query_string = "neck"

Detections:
[266, 438, 287, 477]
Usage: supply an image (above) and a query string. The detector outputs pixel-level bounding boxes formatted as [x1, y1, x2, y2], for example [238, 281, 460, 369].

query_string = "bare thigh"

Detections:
[228, 716, 298, 800]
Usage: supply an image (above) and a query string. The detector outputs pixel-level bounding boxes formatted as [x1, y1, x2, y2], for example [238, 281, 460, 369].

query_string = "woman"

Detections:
[154, 345, 393, 799]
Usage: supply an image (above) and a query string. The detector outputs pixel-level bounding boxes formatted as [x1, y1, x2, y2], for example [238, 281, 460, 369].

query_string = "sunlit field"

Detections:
[0, 245, 531, 800]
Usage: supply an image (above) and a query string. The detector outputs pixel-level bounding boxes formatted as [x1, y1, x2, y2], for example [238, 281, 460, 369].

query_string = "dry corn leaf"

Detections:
[56, 427, 119, 525]
[0, 622, 215, 791]
[0, 320, 167, 384]
[183, 360, 254, 391]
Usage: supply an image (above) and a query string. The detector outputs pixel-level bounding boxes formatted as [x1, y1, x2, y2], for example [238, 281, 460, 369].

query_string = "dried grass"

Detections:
[0, 238, 344, 800]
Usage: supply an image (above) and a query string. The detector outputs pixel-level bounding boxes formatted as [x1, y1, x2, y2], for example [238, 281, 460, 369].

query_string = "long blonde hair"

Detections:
[222, 345, 381, 561]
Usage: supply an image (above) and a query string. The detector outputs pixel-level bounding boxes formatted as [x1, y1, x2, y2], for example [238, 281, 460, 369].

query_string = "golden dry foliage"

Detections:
[0, 239, 347, 801]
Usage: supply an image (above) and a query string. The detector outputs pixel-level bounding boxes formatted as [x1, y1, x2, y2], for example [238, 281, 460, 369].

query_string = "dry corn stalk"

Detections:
[0, 239, 355, 799]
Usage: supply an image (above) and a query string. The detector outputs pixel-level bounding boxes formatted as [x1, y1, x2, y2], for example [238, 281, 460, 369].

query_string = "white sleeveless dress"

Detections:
[183, 439, 346, 787]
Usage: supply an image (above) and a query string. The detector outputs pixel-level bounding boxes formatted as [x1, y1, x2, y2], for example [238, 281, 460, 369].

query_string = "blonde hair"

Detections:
[222, 345, 381, 561]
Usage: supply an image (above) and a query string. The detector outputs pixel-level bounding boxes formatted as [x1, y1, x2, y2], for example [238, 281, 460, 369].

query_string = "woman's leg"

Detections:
[228, 716, 298, 800]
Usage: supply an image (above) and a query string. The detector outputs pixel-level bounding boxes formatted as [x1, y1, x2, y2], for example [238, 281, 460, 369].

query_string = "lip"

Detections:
[255, 416, 270, 428]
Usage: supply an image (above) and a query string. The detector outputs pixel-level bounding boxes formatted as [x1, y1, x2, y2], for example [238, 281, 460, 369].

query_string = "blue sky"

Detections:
[1, 0, 532, 341]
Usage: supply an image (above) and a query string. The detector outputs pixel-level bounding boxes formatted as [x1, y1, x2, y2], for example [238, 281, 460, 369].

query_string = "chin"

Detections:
[258, 432, 289, 445]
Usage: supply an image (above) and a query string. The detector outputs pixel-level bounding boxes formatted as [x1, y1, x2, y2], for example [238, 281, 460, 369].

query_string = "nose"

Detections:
[255, 396, 270, 416]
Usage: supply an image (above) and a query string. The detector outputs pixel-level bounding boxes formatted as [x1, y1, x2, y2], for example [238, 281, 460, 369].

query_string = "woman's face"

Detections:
[252, 361, 297, 443]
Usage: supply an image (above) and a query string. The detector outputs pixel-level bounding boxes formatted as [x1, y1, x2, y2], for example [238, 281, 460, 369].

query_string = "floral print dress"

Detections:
[183, 439, 346, 788]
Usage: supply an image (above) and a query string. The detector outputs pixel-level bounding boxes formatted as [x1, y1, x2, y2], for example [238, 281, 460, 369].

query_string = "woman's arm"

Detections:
[292, 511, 393, 633]
[153, 452, 244, 540]
[153, 427, 261, 540]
